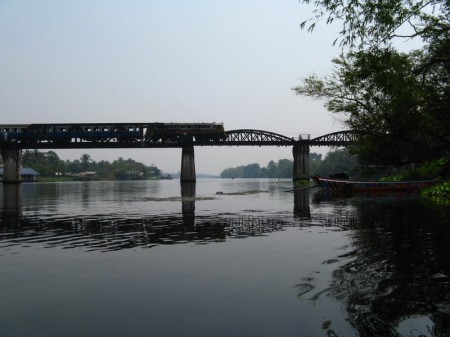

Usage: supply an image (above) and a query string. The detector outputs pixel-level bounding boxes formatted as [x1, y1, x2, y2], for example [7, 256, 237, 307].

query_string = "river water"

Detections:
[1, 179, 449, 337]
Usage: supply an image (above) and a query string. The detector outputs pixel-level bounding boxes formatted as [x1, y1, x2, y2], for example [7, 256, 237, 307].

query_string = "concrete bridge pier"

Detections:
[180, 144, 196, 182]
[1, 148, 22, 184]
[292, 143, 310, 181]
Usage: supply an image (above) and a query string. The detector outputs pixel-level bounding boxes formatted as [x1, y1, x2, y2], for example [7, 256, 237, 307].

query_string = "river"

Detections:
[1, 179, 449, 337]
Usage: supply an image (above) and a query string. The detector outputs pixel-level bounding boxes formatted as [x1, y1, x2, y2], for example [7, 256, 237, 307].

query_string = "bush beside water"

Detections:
[422, 182, 450, 205]
[376, 157, 450, 205]
[379, 156, 449, 182]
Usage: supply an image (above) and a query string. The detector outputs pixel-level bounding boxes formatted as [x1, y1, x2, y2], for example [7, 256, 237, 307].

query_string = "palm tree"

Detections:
[80, 153, 92, 171]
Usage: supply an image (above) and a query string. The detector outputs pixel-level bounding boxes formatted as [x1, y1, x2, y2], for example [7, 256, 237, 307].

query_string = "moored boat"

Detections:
[311, 175, 443, 192]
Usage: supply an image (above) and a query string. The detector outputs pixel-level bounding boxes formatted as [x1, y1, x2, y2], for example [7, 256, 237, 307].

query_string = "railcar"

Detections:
[1, 125, 31, 142]
[0, 123, 146, 144]
[145, 122, 225, 142]
[62, 124, 144, 143]
[1, 122, 225, 145]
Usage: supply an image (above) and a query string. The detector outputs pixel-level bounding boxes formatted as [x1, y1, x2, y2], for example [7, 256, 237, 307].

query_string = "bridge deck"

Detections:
[0, 124, 355, 149]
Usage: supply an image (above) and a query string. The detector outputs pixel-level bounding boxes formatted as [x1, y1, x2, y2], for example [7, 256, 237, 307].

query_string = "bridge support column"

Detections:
[1, 148, 22, 184]
[180, 144, 196, 182]
[292, 143, 310, 181]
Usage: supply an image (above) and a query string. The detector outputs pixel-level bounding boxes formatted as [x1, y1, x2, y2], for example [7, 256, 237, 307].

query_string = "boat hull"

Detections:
[312, 175, 442, 192]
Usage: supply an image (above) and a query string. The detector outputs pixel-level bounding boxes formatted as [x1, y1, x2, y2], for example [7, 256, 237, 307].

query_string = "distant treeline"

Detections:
[22, 150, 162, 180]
[220, 149, 358, 178]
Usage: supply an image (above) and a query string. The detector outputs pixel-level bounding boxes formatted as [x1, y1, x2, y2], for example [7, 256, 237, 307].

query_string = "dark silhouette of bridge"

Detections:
[1, 128, 356, 148]
[1, 125, 356, 183]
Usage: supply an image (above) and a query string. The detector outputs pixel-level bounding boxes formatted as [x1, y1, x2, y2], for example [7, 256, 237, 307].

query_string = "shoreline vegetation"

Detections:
[18, 150, 169, 182]
[422, 182, 450, 205]
[37, 175, 174, 183]
[5, 149, 448, 203]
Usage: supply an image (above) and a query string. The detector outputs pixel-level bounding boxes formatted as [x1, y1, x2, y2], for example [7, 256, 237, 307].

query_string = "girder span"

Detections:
[309, 131, 357, 146]
[221, 129, 295, 145]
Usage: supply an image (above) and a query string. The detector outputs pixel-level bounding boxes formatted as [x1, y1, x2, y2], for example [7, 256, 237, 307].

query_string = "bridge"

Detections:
[0, 123, 356, 183]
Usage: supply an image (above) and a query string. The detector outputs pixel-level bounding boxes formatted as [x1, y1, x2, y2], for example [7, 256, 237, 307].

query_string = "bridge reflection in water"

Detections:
[1, 184, 22, 223]
[1, 183, 305, 252]
[2, 184, 450, 336]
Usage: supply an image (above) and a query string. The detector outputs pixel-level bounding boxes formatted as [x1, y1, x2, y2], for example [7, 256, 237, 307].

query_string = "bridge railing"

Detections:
[296, 134, 310, 141]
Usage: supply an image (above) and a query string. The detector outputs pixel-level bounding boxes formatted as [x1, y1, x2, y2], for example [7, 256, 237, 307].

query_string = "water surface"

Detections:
[1, 179, 449, 337]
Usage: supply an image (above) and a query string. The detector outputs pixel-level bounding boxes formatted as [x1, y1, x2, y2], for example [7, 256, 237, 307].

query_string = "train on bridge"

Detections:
[1, 122, 354, 183]
[0, 122, 225, 144]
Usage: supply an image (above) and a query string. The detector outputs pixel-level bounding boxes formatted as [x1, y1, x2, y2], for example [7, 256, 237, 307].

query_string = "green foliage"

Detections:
[221, 163, 264, 179]
[378, 175, 404, 182]
[220, 160, 295, 179]
[80, 154, 92, 171]
[411, 156, 450, 179]
[377, 156, 449, 181]
[299, 0, 449, 49]
[294, 48, 450, 166]
[22, 150, 67, 177]
[295, 180, 311, 187]
[315, 148, 358, 177]
[295, 0, 449, 168]
[220, 150, 358, 178]
[111, 157, 160, 180]
[21, 150, 162, 180]
[422, 182, 450, 205]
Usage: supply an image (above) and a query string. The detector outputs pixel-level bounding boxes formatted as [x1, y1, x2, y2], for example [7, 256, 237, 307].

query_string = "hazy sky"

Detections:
[0, 0, 344, 174]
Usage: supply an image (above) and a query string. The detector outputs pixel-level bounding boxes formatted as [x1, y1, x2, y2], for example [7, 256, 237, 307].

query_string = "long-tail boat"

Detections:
[311, 175, 443, 192]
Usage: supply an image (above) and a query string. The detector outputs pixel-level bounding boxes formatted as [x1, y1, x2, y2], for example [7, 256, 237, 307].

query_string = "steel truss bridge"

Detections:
[0, 124, 357, 183]
[0, 128, 357, 149]
[222, 129, 356, 147]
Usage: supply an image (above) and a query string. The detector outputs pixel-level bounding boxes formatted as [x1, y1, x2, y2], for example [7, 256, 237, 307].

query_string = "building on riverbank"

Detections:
[0, 167, 40, 182]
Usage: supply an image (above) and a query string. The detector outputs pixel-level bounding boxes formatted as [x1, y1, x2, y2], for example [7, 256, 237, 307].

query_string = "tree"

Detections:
[265, 160, 278, 178]
[112, 157, 148, 180]
[294, 48, 449, 165]
[46, 151, 64, 175]
[295, 0, 449, 167]
[277, 159, 293, 177]
[219, 151, 357, 178]
[299, 0, 449, 49]
[22, 150, 43, 168]
[20, 150, 162, 180]
[66, 159, 83, 174]
[318, 148, 359, 177]
[80, 154, 92, 171]
[22, 150, 66, 177]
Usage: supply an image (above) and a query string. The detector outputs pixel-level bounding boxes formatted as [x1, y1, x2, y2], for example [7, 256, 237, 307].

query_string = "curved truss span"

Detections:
[309, 131, 357, 146]
[220, 129, 295, 146]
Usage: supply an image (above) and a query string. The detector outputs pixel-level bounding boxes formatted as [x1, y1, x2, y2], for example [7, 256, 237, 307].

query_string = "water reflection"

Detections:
[181, 182, 196, 226]
[0, 182, 291, 252]
[3, 182, 450, 336]
[1, 184, 22, 224]
[293, 189, 311, 219]
[300, 193, 450, 337]
[1, 181, 309, 254]
[0, 213, 289, 252]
